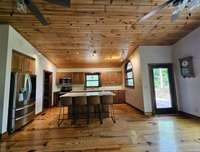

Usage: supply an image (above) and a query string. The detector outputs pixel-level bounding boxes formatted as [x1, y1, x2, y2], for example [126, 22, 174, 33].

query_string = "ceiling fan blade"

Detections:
[24, 0, 48, 25]
[171, 0, 188, 22]
[188, 0, 200, 11]
[139, 0, 174, 23]
[171, 9, 181, 22]
[45, 0, 70, 7]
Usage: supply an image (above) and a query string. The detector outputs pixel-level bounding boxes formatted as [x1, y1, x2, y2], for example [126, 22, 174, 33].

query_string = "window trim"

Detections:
[85, 73, 101, 88]
[125, 61, 134, 88]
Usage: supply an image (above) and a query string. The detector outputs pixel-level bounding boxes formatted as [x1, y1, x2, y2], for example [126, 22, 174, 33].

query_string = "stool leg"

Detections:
[58, 106, 65, 127]
[98, 104, 103, 124]
[74, 106, 78, 124]
[72, 105, 76, 125]
[87, 104, 90, 124]
[111, 105, 116, 123]
[57, 106, 62, 126]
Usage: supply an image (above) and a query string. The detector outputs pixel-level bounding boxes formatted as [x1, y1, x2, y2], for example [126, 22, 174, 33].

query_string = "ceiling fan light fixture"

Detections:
[16, 0, 27, 13]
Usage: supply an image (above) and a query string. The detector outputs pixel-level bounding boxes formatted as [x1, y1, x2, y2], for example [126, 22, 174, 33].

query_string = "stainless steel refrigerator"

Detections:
[8, 72, 36, 133]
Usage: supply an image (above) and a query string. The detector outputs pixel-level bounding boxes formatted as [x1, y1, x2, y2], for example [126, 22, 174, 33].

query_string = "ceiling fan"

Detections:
[139, 0, 200, 22]
[15, 0, 71, 25]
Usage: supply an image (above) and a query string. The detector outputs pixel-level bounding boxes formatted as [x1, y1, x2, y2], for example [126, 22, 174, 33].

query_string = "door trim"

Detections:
[149, 63, 177, 114]
[42, 70, 53, 111]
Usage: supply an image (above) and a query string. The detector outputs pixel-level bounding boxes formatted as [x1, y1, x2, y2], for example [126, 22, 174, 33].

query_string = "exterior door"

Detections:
[149, 64, 177, 114]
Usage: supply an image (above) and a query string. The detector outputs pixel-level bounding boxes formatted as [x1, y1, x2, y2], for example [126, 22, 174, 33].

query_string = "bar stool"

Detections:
[73, 96, 87, 124]
[87, 96, 103, 124]
[101, 95, 116, 123]
[57, 97, 72, 126]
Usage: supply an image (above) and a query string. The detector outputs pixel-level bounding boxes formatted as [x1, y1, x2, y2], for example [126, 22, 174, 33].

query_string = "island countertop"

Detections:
[60, 91, 115, 98]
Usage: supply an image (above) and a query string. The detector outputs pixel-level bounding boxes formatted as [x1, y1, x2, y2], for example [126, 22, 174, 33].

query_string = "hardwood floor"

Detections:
[1, 104, 200, 152]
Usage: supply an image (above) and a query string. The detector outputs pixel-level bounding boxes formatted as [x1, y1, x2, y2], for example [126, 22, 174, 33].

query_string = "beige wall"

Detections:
[124, 49, 144, 111]
[173, 27, 200, 117]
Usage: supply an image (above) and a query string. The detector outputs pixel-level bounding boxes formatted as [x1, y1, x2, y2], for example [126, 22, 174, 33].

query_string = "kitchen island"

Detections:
[60, 91, 115, 121]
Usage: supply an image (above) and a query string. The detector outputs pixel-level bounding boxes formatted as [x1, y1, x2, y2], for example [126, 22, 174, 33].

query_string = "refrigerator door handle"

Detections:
[24, 74, 32, 104]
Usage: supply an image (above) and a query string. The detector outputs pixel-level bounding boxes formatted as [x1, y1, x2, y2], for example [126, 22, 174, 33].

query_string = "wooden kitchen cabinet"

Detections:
[12, 51, 23, 72]
[12, 50, 35, 74]
[56, 72, 73, 85]
[72, 72, 84, 84]
[29, 59, 35, 74]
[112, 90, 125, 104]
[101, 71, 122, 86]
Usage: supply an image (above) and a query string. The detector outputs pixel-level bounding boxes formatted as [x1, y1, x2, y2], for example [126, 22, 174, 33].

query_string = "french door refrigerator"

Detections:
[7, 72, 36, 133]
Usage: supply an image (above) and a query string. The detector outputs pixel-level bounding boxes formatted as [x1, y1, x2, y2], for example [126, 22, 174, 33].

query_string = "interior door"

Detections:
[149, 64, 177, 114]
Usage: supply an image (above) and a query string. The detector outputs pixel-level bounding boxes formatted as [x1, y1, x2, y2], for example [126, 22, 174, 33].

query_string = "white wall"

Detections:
[0, 25, 57, 134]
[0, 25, 9, 133]
[173, 27, 200, 117]
[125, 49, 144, 111]
[139, 46, 173, 112]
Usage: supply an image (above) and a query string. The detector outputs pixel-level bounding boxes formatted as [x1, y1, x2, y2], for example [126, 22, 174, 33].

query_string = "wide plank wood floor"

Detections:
[1, 104, 200, 152]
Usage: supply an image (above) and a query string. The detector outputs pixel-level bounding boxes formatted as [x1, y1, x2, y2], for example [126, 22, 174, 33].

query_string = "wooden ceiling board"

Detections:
[0, 0, 200, 67]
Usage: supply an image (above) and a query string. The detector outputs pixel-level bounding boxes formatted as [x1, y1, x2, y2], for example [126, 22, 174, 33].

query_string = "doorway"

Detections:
[43, 70, 53, 110]
[149, 64, 177, 114]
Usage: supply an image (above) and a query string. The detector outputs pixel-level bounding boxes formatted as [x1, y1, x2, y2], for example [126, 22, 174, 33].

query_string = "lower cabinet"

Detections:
[112, 90, 126, 104]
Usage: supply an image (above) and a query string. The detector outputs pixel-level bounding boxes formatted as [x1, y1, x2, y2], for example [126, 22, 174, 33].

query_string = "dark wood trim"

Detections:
[124, 61, 135, 88]
[43, 70, 53, 111]
[148, 63, 178, 114]
[84, 72, 101, 88]
[179, 111, 200, 120]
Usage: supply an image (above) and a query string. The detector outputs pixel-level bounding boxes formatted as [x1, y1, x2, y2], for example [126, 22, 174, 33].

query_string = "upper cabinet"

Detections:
[56, 72, 73, 85]
[56, 72, 84, 85]
[101, 71, 122, 86]
[72, 72, 84, 84]
[56, 71, 122, 86]
[12, 51, 35, 74]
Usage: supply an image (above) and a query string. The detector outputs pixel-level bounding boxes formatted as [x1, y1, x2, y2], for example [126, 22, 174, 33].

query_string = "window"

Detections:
[125, 61, 134, 87]
[85, 73, 100, 87]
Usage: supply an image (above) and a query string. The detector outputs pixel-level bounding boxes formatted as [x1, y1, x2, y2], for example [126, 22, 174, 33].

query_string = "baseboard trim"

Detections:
[125, 102, 146, 115]
[179, 111, 200, 119]
[144, 112, 153, 116]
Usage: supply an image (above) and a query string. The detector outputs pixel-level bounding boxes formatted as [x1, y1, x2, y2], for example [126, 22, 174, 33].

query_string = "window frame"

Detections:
[85, 73, 101, 88]
[125, 61, 134, 88]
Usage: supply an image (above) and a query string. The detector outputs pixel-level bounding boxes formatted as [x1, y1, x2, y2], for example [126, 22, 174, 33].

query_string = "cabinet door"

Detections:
[112, 90, 119, 104]
[29, 59, 35, 74]
[72, 72, 84, 84]
[118, 90, 125, 103]
[101, 72, 109, 86]
[114, 72, 122, 85]
[23, 57, 30, 73]
[101, 72, 122, 86]
[56, 72, 73, 85]
[12, 52, 23, 72]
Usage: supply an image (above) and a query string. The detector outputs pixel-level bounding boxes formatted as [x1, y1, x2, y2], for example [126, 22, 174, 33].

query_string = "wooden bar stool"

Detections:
[87, 96, 103, 124]
[73, 96, 87, 124]
[57, 97, 72, 126]
[101, 95, 116, 123]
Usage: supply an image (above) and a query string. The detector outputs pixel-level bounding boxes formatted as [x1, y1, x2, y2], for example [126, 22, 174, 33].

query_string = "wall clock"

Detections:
[179, 56, 195, 78]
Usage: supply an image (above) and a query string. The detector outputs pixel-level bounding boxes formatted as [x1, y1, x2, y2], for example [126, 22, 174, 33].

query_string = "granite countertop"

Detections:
[61, 91, 115, 98]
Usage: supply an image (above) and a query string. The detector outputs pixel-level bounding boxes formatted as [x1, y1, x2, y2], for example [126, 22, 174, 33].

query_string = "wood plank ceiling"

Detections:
[0, 0, 200, 68]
